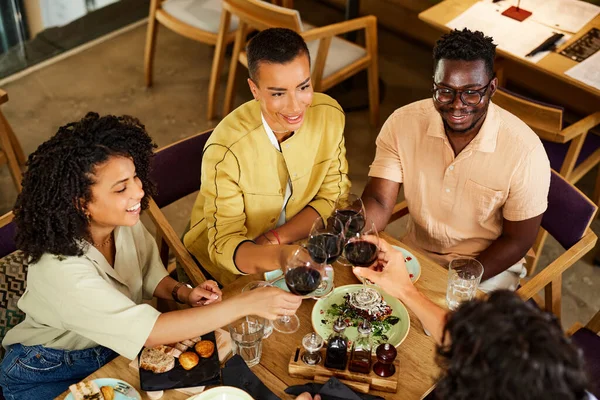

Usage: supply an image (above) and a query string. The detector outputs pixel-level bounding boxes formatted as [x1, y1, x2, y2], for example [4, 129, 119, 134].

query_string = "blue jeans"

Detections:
[0, 344, 117, 400]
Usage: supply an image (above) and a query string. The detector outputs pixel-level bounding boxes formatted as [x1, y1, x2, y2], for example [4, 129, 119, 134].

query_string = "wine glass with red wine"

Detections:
[344, 221, 382, 309]
[308, 216, 344, 264]
[272, 244, 327, 334]
[333, 193, 366, 239]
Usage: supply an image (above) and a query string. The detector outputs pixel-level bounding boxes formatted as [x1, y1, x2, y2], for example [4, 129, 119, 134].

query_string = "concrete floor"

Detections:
[0, 0, 598, 330]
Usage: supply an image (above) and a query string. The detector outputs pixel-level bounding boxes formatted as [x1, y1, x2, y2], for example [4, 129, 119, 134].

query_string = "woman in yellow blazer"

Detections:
[184, 28, 350, 285]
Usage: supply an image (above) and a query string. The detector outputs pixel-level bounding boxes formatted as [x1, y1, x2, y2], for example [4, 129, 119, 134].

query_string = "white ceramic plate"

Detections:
[65, 378, 141, 400]
[186, 386, 254, 400]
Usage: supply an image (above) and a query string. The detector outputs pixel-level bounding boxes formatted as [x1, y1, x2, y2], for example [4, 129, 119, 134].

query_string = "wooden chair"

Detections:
[0, 90, 26, 193]
[218, 0, 380, 126]
[146, 129, 214, 287]
[144, 0, 293, 121]
[493, 87, 600, 274]
[0, 211, 16, 259]
[514, 171, 597, 320]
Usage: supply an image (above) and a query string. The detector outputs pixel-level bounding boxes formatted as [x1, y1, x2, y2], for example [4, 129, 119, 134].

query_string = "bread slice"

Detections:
[169, 342, 188, 352]
[154, 344, 182, 358]
[181, 339, 195, 347]
[140, 347, 175, 374]
[68, 380, 104, 400]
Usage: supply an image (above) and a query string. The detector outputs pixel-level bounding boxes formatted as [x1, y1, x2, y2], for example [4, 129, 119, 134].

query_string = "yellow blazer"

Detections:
[184, 93, 350, 284]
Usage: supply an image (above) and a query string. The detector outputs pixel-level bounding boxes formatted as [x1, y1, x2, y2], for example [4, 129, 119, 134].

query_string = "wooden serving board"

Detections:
[288, 347, 399, 393]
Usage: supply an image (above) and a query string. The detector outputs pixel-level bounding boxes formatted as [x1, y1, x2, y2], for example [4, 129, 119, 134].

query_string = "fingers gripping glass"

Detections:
[432, 76, 494, 106]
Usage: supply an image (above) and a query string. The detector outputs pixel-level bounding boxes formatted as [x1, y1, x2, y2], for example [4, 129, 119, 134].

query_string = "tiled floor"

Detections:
[0, 0, 598, 329]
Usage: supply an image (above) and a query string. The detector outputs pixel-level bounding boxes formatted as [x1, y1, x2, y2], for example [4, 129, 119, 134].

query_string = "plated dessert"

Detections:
[139, 335, 215, 373]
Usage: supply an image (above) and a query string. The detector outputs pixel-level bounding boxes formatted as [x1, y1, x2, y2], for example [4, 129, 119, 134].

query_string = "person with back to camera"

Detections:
[0, 113, 301, 400]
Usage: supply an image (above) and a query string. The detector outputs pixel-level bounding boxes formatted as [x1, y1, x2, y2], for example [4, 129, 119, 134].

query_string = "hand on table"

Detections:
[352, 236, 415, 300]
[241, 286, 302, 320]
[188, 280, 222, 306]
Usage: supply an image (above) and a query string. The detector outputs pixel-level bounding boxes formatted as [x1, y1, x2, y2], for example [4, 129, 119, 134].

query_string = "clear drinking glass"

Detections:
[446, 257, 484, 311]
[229, 315, 265, 367]
[242, 281, 274, 338]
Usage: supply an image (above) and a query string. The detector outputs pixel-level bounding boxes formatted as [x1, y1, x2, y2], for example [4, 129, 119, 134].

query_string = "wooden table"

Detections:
[58, 232, 448, 399]
[418, 0, 600, 115]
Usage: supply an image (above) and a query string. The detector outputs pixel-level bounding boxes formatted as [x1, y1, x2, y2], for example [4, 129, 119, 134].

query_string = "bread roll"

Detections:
[100, 386, 115, 400]
[195, 340, 215, 358]
[179, 351, 199, 370]
[140, 347, 175, 374]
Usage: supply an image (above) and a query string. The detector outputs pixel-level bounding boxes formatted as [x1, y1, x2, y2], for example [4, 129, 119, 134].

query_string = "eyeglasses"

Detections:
[432, 77, 494, 106]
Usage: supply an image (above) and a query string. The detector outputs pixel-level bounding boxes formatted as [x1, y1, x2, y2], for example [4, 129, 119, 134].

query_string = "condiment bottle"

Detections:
[324, 317, 348, 370]
[373, 343, 397, 377]
[349, 319, 372, 374]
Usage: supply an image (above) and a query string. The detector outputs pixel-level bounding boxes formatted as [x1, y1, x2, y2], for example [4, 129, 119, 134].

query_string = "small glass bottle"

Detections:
[349, 319, 372, 374]
[324, 317, 348, 370]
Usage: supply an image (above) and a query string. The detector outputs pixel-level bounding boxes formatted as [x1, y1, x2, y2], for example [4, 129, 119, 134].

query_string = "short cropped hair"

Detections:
[433, 28, 497, 78]
[246, 27, 310, 83]
[435, 290, 589, 400]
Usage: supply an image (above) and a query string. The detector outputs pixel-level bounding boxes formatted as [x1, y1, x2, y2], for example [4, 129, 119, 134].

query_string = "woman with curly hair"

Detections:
[0, 113, 301, 400]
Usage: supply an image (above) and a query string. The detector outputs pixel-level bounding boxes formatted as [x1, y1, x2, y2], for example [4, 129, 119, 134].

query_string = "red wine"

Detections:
[345, 240, 378, 267]
[285, 266, 322, 296]
[334, 209, 365, 236]
[308, 233, 342, 264]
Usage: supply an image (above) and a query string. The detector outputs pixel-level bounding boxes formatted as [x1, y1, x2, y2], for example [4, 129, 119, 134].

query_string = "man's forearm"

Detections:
[362, 195, 393, 232]
[476, 236, 529, 281]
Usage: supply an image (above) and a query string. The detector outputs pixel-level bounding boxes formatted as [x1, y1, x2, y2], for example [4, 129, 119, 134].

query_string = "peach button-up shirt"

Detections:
[369, 99, 550, 266]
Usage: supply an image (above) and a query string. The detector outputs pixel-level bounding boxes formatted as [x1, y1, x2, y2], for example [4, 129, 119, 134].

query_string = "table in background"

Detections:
[418, 0, 600, 115]
[57, 232, 449, 400]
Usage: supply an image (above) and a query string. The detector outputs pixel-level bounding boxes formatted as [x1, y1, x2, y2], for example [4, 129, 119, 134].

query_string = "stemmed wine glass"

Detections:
[272, 244, 327, 334]
[307, 215, 344, 295]
[333, 193, 366, 239]
[344, 221, 382, 309]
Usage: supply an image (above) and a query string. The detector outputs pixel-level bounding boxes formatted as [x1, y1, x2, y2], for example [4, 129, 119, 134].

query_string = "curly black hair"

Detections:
[14, 112, 157, 263]
[247, 27, 310, 82]
[433, 28, 497, 79]
[435, 290, 589, 400]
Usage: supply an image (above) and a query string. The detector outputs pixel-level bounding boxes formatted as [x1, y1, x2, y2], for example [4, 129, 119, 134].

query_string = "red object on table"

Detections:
[502, 6, 532, 21]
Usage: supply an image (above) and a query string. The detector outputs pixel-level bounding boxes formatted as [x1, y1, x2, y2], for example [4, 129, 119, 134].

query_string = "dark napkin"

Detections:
[222, 355, 280, 400]
[285, 377, 385, 400]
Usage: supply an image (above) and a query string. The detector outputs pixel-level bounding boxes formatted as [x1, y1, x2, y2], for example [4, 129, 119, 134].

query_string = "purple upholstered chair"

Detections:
[0, 212, 16, 258]
[493, 87, 600, 274]
[145, 129, 213, 286]
[571, 312, 600, 398]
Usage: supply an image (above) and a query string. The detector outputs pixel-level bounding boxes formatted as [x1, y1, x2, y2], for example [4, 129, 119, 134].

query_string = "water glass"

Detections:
[229, 316, 265, 367]
[242, 281, 274, 338]
[446, 257, 484, 311]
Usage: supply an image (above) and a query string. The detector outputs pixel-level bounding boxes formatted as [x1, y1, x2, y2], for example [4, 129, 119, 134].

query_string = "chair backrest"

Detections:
[222, 0, 303, 32]
[541, 170, 597, 249]
[0, 212, 16, 259]
[150, 129, 213, 209]
[493, 88, 564, 140]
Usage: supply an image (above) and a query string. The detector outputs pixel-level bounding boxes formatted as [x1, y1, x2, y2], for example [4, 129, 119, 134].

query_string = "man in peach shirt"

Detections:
[362, 29, 551, 292]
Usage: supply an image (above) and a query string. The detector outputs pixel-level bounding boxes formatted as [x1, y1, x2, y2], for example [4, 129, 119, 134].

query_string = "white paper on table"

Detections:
[565, 50, 600, 90]
[447, 2, 570, 63]
[482, 0, 600, 33]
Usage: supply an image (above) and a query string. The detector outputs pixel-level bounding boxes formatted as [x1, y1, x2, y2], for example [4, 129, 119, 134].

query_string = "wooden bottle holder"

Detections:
[288, 347, 399, 393]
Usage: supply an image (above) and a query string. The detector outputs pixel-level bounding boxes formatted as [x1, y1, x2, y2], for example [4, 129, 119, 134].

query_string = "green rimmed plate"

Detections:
[311, 284, 410, 352]
[391, 245, 421, 283]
